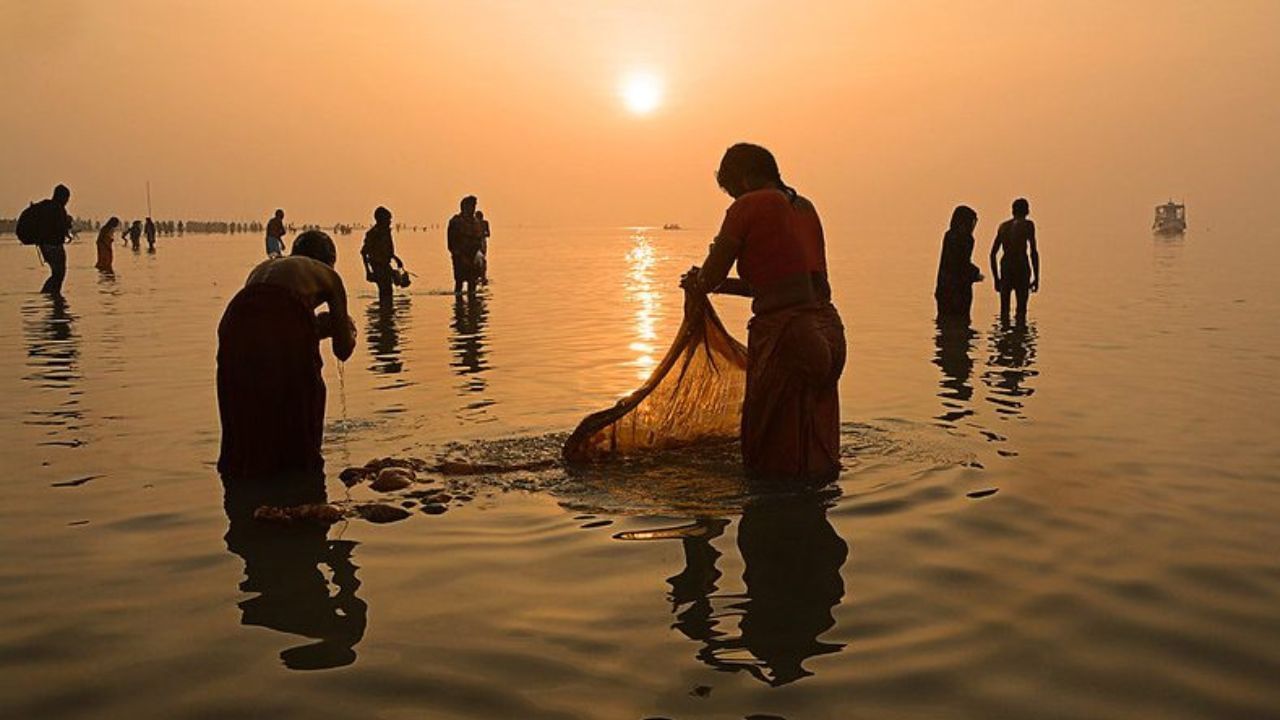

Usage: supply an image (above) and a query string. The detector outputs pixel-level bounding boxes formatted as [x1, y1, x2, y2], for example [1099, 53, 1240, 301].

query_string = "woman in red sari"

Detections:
[683, 143, 846, 484]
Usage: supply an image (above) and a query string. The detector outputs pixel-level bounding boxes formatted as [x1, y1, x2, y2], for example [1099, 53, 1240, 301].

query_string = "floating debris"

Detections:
[51, 474, 102, 488]
[966, 488, 999, 499]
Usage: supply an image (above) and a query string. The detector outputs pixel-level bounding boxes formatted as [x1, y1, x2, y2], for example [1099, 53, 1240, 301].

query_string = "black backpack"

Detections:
[16, 199, 67, 245]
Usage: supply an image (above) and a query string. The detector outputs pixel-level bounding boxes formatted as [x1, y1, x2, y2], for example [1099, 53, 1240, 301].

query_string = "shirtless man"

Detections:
[989, 197, 1040, 324]
[217, 230, 356, 479]
[265, 209, 287, 258]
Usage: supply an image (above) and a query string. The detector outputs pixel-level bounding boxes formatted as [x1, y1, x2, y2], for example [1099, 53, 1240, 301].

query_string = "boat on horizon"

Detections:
[1153, 200, 1187, 237]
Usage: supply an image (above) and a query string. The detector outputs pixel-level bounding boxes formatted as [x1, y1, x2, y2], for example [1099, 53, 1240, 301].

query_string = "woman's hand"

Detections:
[679, 266, 702, 292]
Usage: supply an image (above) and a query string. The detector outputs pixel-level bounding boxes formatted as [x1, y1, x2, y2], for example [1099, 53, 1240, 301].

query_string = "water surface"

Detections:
[2, 218, 1278, 719]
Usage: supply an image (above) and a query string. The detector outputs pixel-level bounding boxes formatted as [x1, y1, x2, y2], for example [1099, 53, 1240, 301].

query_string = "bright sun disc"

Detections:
[620, 71, 663, 115]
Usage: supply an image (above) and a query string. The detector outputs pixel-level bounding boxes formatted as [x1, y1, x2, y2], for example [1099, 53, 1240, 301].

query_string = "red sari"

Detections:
[713, 189, 846, 483]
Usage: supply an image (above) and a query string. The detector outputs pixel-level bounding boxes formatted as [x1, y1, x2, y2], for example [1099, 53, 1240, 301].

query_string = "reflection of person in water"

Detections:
[933, 320, 977, 426]
[984, 321, 1038, 419]
[366, 295, 409, 374]
[222, 476, 367, 670]
[450, 294, 489, 381]
[667, 494, 847, 686]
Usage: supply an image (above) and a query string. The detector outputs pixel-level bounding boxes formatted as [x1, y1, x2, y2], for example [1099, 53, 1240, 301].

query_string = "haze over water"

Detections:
[3, 2, 1280, 719]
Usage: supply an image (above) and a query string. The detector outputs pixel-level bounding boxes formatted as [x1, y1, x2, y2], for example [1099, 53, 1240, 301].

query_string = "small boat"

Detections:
[1152, 200, 1187, 236]
[661, 223, 682, 231]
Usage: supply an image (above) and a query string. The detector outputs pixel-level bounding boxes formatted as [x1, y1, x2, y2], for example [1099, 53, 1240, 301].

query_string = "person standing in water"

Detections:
[126, 220, 143, 250]
[265, 209, 287, 258]
[17, 184, 74, 295]
[475, 210, 491, 284]
[360, 206, 404, 302]
[447, 196, 483, 296]
[144, 217, 157, 250]
[682, 143, 846, 483]
[989, 197, 1040, 324]
[216, 230, 356, 479]
[96, 217, 121, 272]
[934, 205, 983, 322]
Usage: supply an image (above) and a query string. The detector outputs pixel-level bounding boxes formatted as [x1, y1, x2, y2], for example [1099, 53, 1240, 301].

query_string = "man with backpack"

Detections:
[17, 184, 74, 295]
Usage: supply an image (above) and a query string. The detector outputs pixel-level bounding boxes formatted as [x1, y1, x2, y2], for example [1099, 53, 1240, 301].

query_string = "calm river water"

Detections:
[2, 215, 1278, 719]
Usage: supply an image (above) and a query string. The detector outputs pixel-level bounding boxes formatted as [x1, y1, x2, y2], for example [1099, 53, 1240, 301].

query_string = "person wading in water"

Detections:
[360, 206, 404, 302]
[96, 217, 121, 273]
[682, 143, 847, 484]
[216, 230, 356, 479]
[989, 197, 1040, 325]
[934, 205, 983, 323]
[447, 196, 483, 296]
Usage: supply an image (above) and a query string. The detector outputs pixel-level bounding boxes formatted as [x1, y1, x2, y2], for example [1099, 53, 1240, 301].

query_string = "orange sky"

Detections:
[3, 1, 1277, 230]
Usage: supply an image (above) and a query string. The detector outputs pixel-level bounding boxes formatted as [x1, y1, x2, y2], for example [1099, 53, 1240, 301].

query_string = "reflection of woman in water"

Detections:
[222, 475, 367, 670]
[95, 217, 120, 272]
[682, 143, 846, 483]
[666, 494, 847, 686]
[934, 205, 983, 322]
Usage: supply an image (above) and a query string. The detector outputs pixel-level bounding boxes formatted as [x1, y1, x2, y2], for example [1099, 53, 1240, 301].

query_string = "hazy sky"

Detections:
[3, 1, 1277, 230]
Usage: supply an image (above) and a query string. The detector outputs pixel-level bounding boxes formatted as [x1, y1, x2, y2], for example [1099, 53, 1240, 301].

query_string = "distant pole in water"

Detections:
[146, 181, 153, 217]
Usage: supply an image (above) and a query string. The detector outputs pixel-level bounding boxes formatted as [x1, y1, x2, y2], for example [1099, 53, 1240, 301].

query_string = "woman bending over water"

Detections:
[682, 143, 846, 484]
[96, 217, 120, 272]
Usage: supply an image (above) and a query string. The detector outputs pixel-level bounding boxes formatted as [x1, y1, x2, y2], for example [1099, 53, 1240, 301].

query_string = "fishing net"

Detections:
[563, 290, 748, 462]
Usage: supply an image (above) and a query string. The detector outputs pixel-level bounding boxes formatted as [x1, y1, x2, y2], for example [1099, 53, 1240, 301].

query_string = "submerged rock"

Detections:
[253, 503, 345, 525]
[355, 503, 412, 524]
[339, 467, 368, 487]
[420, 503, 448, 515]
[371, 466, 415, 492]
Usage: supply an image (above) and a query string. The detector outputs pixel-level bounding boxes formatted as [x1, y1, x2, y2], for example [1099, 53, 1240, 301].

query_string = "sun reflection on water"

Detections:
[626, 232, 662, 381]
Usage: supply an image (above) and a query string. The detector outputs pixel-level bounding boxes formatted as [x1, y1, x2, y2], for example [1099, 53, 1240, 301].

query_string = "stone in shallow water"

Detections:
[420, 503, 448, 515]
[371, 467, 415, 492]
[355, 503, 412, 523]
[253, 503, 345, 525]
[339, 467, 368, 487]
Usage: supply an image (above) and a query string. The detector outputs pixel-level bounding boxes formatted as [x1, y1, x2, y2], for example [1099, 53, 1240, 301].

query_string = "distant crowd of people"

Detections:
[17, 147, 1040, 487]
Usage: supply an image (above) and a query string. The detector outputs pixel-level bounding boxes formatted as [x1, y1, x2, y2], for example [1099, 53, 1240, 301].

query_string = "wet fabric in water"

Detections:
[563, 291, 746, 461]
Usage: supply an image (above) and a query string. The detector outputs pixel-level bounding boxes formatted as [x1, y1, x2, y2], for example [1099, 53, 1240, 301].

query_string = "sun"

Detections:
[619, 70, 664, 115]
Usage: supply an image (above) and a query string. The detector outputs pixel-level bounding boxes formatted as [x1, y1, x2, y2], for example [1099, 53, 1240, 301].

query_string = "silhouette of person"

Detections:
[222, 474, 367, 670]
[127, 220, 143, 250]
[475, 210, 491, 284]
[934, 205, 983, 322]
[447, 196, 483, 296]
[266, 209, 287, 258]
[667, 494, 848, 686]
[144, 217, 157, 250]
[216, 231, 356, 479]
[681, 143, 845, 483]
[29, 184, 73, 295]
[96, 217, 121, 273]
[360, 206, 403, 302]
[989, 198, 1040, 324]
